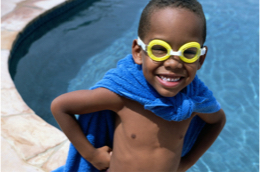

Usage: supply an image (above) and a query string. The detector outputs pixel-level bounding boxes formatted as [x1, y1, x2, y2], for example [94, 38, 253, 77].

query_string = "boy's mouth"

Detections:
[156, 74, 184, 88]
[158, 75, 182, 82]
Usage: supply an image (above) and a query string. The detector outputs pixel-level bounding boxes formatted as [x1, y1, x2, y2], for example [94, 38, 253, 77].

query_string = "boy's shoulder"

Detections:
[91, 88, 125, 112]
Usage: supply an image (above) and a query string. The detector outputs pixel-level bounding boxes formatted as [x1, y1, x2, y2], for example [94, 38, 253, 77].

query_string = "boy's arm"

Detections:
[51, 88, 123, 170]
[178, 109, 226, 171]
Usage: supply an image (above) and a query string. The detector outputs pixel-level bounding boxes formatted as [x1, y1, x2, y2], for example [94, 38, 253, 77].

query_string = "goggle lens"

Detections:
[151, 45, 168, 57]
[183, 47, 199, 59]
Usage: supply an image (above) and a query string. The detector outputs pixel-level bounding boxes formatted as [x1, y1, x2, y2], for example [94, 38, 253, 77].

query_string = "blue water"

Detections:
[9, 0, 258, 171]
[9, 0, 149, 128]
[68, 0, 259, 171]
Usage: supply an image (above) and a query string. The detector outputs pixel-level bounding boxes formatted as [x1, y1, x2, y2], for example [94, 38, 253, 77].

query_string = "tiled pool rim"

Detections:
[1, 0, 97, 171]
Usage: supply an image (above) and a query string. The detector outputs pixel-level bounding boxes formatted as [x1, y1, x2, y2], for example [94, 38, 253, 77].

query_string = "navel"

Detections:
[131, 134, 136, 139]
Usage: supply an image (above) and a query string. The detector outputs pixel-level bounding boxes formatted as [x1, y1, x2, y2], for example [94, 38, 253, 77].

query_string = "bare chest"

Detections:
[115, 98, 193, 144]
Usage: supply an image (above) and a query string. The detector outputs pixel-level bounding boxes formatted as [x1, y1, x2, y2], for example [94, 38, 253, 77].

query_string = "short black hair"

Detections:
[138, 0, 207, 44]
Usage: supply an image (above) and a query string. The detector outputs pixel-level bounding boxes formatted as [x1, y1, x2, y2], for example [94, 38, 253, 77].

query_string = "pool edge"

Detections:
[0, 0, 91, 171]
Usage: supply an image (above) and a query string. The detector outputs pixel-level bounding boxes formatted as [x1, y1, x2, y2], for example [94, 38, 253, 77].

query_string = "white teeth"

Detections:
[160, 76, 181, 82]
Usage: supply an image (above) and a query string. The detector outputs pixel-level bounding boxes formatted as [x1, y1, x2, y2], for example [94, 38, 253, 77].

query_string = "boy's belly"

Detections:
[109, 137, 183, 172]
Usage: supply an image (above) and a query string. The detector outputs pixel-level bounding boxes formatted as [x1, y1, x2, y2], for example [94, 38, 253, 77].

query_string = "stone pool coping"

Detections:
[0, 0, 91, 171]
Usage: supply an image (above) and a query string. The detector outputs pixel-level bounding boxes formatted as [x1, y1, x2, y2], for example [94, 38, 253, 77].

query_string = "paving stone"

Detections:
[1, 29, 19, 50]
[22, 0, 66, 10]
[1, 0, 71, 171]
[42, 141, 70, 171]
[1, 50, 15, 89]
[1, 114, 67, 160]
[1, 88, 33, 116]
[1, 1, 17, 17]
[27, 146, 57, 167]
[4, 0, 26, 4]
[1, 136, 45, 172]
[1, 5, 44, 31]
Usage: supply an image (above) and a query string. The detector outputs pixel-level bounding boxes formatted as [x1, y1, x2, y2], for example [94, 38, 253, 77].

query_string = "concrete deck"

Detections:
[1, 0, 72, 171]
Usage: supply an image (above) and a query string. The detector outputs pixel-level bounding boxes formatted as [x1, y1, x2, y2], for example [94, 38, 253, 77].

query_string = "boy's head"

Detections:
[132, 0, 208, 97]
[138, 0, 207, 43]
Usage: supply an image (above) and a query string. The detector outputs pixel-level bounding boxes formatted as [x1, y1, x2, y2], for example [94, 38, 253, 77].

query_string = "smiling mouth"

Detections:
[158, 75, 183, 82]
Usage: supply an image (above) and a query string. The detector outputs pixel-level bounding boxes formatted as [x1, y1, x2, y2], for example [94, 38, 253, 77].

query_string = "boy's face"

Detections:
[132, 7, 207, 97]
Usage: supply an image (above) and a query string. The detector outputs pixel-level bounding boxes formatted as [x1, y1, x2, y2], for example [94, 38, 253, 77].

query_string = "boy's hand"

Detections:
[87, 146, 112, 171]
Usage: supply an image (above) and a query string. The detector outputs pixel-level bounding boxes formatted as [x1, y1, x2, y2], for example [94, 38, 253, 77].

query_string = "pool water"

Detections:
[9, 0, 259, 171]
[9, 0, 149, 128]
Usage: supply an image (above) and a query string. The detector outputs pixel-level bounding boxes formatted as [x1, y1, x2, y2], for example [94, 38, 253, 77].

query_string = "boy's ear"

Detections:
[197, 46, 208, 70]
[132, 39, 143, 65]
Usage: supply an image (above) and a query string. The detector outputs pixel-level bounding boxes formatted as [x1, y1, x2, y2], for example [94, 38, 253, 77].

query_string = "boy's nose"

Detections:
[163, 55, 183, 69]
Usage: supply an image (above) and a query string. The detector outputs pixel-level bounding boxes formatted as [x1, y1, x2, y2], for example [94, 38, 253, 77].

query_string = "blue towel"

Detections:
[53, 54, 221, 172]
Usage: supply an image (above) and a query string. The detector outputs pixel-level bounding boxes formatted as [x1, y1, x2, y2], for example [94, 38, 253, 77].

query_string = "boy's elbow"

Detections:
[50, 96, 64, 116]
[212, 109, 226, 132]
[219, 109, 226, 128]
[200, 109, 226, 130]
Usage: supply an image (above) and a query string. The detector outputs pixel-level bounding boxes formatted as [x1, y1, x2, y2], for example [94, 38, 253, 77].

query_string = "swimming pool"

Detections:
[9, 0, 259, 171]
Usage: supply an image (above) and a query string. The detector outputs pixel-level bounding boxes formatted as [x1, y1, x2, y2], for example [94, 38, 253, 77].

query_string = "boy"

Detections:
[51, 0, 226, 171]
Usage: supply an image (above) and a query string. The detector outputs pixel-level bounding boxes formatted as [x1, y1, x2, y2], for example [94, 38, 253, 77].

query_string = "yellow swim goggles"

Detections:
[137, 37, 206, 63]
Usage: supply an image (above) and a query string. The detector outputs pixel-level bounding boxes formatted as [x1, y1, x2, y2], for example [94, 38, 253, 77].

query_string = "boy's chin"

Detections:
[156, 89, 180, 97]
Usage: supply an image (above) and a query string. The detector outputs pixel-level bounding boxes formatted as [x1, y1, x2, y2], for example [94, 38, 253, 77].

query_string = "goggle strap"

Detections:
[137, 37, 147, 51]
[201, 47, 206, 55]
